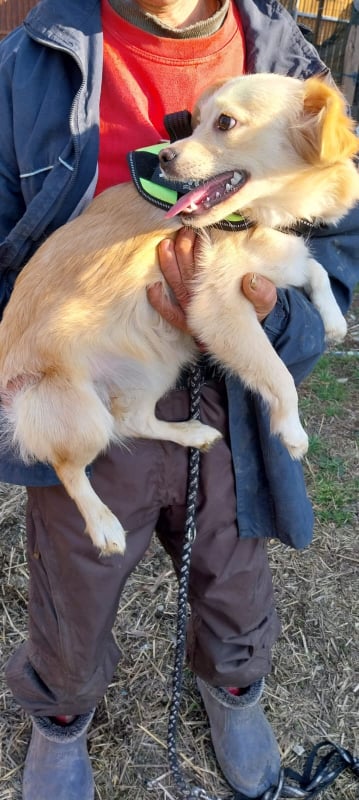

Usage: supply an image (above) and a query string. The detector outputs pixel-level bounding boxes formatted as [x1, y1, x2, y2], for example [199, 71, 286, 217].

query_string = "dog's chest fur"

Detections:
[193, 226, 310, 295]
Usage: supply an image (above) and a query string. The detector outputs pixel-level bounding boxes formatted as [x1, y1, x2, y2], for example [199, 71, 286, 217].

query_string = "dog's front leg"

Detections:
[304, 257, 347, 341]
[188, 294, 308, 459]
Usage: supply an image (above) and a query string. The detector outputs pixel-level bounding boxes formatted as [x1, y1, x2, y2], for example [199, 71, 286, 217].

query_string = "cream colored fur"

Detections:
[0, 73, 358, 554]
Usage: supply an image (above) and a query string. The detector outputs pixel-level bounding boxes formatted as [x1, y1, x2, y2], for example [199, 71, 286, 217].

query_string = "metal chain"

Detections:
[163, 363, 359, 800]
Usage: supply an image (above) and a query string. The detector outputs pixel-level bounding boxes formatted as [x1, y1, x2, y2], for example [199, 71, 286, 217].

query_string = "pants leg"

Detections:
[156, 383, 281, 687]
[5, 385, 222, 715]
[5, 441, 165, 716]
[6, 383, 280, 714]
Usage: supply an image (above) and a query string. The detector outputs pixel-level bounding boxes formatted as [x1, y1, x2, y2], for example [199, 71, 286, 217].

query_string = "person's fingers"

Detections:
[146, 281, 189, 333]
[157, 236, 192, 310]
[242, 273, 277, 321]
[147, 230, 200, 334]
[171, 227, 199, 284]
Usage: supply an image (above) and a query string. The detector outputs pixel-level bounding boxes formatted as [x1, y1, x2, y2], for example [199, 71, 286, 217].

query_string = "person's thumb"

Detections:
[241, 273, 277, 321]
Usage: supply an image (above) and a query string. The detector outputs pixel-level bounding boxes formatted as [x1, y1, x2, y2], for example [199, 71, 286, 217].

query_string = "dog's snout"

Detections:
[159, 147, 178, 165]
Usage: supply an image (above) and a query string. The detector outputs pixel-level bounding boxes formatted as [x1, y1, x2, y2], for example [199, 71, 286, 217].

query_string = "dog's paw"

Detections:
[86, 507, 127, 556]
[323, 310, 347, 342]
[186, 421, 223, 451]
[274, 415, 309, 460]
[100, 531, 127, 557]
[284, 433, 309, 460]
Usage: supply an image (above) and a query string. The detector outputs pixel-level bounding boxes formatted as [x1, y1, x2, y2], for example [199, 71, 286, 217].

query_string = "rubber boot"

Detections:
[23, 710, 95, 800]
[197, 677, 281, 798]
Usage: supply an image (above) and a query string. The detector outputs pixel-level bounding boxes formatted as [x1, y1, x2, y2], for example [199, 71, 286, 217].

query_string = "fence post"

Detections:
[341, 4, 359, 115]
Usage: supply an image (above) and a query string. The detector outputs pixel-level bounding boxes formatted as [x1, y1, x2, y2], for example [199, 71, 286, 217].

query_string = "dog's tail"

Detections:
[0, 374, 114, 469]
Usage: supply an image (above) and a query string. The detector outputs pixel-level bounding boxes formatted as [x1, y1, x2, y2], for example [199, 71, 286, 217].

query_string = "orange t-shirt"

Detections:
[96, 0, 246, 194]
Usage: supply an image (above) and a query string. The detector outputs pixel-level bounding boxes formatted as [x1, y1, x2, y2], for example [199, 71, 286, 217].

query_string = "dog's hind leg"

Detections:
[54, 461, 127, 555]
[9, 378, 126, 554]
[111, 391, 222, 451]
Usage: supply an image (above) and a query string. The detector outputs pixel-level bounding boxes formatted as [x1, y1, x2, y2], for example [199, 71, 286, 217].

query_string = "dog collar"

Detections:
[127, 142, 319, 238]
[127, 143, 253, 232]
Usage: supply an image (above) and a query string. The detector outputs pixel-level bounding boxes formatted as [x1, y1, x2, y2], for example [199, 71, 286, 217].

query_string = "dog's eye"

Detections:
[217, 114, 236, 131]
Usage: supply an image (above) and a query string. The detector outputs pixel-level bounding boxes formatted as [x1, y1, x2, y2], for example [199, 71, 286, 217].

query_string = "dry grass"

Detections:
[0, 298, 358, 800]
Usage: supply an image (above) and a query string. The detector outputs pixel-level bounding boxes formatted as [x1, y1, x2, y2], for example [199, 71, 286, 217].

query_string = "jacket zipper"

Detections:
[23, 25, 87, 212]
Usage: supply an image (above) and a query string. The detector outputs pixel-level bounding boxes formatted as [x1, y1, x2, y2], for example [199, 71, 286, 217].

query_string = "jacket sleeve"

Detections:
[0, 31, 27, 309]
[0, 31, 28, 241]
[262, 202, 359, 386]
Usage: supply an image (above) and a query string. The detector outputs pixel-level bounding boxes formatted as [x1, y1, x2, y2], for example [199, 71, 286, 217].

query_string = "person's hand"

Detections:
[146, 228, 278, 335]
[147, 228, 198, 336]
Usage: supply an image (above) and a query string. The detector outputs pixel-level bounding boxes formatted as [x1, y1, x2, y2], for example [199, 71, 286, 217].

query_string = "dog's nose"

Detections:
[159, 147, 178, 165]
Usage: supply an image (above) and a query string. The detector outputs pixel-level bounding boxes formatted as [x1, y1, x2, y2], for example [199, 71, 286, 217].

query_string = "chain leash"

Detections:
[166, 363, 211, 799]
[161, 363, 359, 800]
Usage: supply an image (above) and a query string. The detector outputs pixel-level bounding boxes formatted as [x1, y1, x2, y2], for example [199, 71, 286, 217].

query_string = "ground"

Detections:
[0, 295, 358, 800]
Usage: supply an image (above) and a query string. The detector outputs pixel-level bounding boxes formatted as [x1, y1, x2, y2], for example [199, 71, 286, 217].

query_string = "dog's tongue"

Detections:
[165, 171, 247, 218]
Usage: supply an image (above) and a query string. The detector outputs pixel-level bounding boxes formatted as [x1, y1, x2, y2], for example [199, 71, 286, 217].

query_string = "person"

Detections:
[0, 1, 358, 799]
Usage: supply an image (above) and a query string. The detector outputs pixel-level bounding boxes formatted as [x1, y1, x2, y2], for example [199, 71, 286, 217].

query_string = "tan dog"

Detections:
[0, 74, 358, 555]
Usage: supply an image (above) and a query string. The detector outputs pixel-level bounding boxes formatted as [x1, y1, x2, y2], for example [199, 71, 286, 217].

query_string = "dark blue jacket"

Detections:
[0, 0, 358, 548]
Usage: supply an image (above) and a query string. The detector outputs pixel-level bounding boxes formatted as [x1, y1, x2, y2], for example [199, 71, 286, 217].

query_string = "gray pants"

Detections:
[6, 383, 280, 716]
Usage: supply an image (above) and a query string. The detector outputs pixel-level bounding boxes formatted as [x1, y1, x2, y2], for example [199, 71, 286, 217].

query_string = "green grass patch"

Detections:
[300, 351, 358, 525]
[307, 435, 358, 524]
[300, 353, 358, 418]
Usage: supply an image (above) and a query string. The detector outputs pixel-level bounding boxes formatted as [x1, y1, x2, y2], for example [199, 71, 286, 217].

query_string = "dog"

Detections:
[0, 73, 358, 555]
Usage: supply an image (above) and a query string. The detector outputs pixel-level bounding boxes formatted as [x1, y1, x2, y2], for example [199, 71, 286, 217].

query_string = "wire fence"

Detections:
[0, 0, 359, 119]
[282, 0, 359, 119]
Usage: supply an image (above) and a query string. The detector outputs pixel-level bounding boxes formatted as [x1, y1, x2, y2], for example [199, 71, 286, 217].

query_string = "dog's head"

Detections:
[159, 73, 359, 228]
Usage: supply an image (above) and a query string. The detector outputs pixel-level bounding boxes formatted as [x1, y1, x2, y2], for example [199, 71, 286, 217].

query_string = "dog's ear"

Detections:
[290, 76, 359, 165]
[192, 76, 234, 128]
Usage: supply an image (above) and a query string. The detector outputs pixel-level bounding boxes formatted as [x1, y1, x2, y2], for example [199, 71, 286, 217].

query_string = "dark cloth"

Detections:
[6, 385, 280, 715]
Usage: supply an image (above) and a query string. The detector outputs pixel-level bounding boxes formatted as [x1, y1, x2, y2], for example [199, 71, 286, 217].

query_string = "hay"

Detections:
[0, 491, 357, 799]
